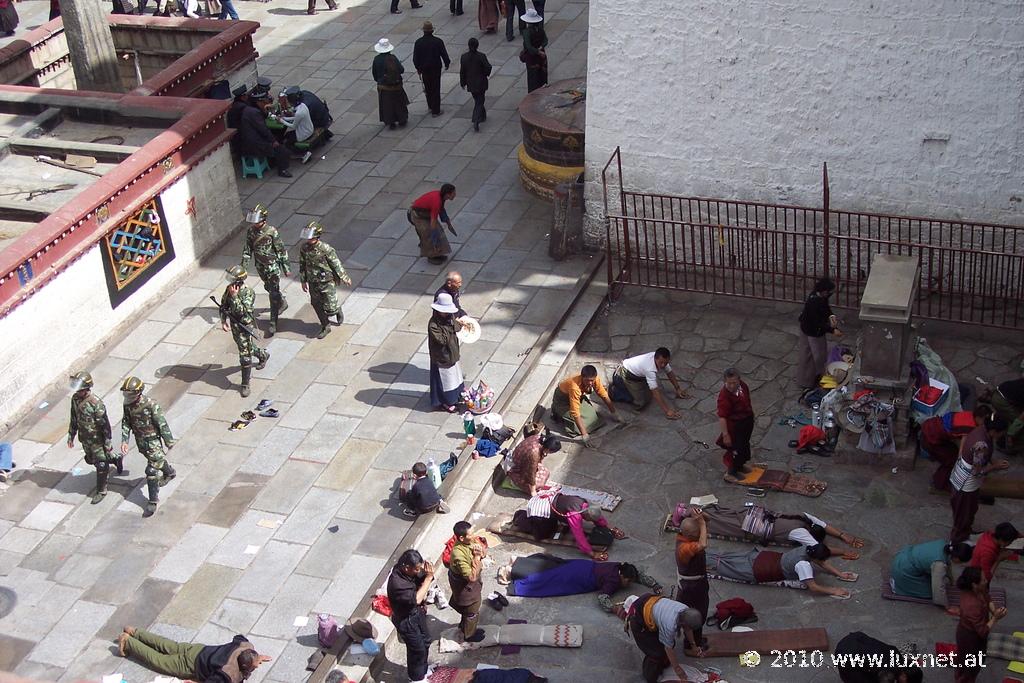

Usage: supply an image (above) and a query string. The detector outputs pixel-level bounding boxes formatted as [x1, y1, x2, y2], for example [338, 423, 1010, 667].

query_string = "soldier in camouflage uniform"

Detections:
[220, 265, 270, 397]
[67, 371, 123, 504]
[120, 376, 176, 517]
[240, 204, 291, 337]
[299, 220, 351, 339]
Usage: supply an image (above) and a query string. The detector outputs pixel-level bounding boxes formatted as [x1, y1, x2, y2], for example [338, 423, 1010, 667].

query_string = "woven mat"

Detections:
[724, 469, 827, 497]
[881, 573, 1007, 608]
[703, 628, 829, 657]
[980, 477, 1024, 499]
[707, 572, 804, 589]
[661, 513, 792, 546]
[552, 483, 622, 511]
[438, 624, 583, 653]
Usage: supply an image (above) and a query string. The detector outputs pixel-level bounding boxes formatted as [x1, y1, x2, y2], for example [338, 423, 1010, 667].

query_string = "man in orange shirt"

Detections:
[675, 511, 709, 652]
[551, 365, 622, 447]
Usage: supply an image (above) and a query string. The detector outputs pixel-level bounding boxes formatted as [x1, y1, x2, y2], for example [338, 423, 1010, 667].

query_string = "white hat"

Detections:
[520, 8, 542, 22]
[374, 38, 395, 53]
[478, 412, 503, 431]
[432, 292, 459, 314]
[456, 316, 481, 344]
[623, 595, 639, 614]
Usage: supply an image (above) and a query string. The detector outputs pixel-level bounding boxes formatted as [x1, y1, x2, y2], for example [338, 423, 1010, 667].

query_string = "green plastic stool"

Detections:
[241, 156, 269, 179]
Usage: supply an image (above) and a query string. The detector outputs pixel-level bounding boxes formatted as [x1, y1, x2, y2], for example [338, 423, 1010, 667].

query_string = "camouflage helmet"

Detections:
[121, 376, 145, 393]
[69, 371, 93, 392]
[226, 265, 248, 283]
[245, 204, 268, 225]
[301, 220, 323, 240]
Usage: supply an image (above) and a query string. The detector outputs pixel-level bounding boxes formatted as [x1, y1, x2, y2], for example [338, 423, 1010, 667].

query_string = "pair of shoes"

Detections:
[464, 629, 485, 643]
[260, 408, 280, 418]
[486, 592, 509, 610]
[278, 170, 293, 178]
[402, 507, 419, 518]
[301, 151, 313, 164]
[391, 8, 402, 11]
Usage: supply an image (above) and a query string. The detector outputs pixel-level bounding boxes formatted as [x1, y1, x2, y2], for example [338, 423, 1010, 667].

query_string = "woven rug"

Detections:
[703, 628, 829, 657]
[707, 572, 805, 590]
[724, 468, 827, 497]
[438, 623, 584, 653]
[881, 573, 1007, 608]
[551, 484, 622, 511]
[662, 513, 792, 546]
[489, 520, 609, 551]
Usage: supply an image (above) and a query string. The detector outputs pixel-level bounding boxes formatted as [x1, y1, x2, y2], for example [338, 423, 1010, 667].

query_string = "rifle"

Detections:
[210, 296, 260, 340]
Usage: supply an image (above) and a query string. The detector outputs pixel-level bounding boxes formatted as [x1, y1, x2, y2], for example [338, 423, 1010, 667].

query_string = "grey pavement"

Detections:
[375, 288, 1024, 683]
[0, 0, 592, 679]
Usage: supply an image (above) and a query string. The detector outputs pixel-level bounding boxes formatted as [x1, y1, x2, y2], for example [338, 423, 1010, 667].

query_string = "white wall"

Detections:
[584, 0, 1024, 241]
[0, 144, 241, 430]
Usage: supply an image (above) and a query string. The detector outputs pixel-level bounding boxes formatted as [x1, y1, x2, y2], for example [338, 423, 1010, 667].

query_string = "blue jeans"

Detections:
[218, 0, 238, 18]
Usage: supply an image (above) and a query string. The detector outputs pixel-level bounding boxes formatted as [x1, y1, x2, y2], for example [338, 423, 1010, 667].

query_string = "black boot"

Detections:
[159, 464, 176, 487]
[240, 365, 252, 398]
[91, 468, 108, 504]
[314, 306, 331, 339]
[334, 311, 343, 325]
[267, 312, 277, 338]
[115, 456, 124, 475]
[144, 480, 160, 517]
[255, 349, 269, 370]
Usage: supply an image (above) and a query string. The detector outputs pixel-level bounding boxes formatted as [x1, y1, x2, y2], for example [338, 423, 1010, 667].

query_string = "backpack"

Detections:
[317, 613, 339, 648]
[707, 598, 757, 630]
[398, 470, 415, 502]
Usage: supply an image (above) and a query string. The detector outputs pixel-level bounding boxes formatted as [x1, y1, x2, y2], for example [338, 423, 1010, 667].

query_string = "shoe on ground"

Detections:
[390, 9, 402, 13]
[159, 472, 176, 487]
[90, 489, 107, 505]
[389, 122, 398, 129]
[240, 384, 251, 397]
[473, 122, 480, 132]
[278, 170, 293, 178]
[402, 507, 419, 518]
[316, 325, 331, 339]
[494, 592, 509, 607]
[143, 501, 158, 517]
[436, 500, 451, 513]
[465, 629, 486, 643]
[302, 151, 313, 164]
[256, 353, 269, 370]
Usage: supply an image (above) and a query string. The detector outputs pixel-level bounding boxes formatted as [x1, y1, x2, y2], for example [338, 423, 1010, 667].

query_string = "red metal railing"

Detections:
[602, 148, 1024, 328]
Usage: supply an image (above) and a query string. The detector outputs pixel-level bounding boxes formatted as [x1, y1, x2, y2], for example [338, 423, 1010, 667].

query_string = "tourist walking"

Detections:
[520, 8, 548, 92]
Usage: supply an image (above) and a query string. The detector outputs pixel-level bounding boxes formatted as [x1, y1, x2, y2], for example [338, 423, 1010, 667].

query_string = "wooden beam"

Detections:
[8, 136, 139, 162]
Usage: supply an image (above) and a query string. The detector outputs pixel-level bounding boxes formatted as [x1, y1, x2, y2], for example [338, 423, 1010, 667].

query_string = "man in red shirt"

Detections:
[969, 522, 1019, 582]
[717, 368, 755, 482]
[408, 183, 458, 264]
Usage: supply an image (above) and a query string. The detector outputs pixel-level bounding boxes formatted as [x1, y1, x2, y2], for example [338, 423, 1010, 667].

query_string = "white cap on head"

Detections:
[374, 38, 395, 53]
[432, 292, 459, 314]
[521, 8, 542, 22]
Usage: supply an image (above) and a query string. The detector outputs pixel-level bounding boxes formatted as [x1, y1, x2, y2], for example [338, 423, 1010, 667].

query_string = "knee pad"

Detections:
[240, 356, 254, 368]
[145, 463, 160, 479]
[96, 460, 110, 474]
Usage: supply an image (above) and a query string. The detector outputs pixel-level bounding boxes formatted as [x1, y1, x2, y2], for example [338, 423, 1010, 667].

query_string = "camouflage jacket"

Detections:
[220, 284, 257, 328]
[121, 396, 174, 446]
[69, 392, 112, 444]
[242, 224, 290, 274]
[299, 240, 347, 285]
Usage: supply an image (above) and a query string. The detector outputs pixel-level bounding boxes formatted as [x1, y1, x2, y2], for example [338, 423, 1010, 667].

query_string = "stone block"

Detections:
[196, 472, 269, 529]
[254, 338, 305, 381]
[339, 288, 388, 326]
[206, 510, 287, 570]
[149, 523, 230, 583]
[130, 489, 209, 549]
[250, 573, 329, 639]
[251, 460, 324, 515]
[0, 527, 47, 554]
[294, 518, 371, 580]
[239, 426, 307, 477]
[360, 255, 417, 292]
[2, 578, 81, 642]
[351, 394, 419, 441]
[81, 542, 159, 605]
[313, 554, 388, 617]
[210, 597, 266, 633]
[51, 553, 112, 589]
[387, 352, 431, 396]
[278, 382, 345, 430]
[353, 511, 409, 558]
[315, 438, 386, 492]
[96, 577, 179, 640]
[158, 563, 242, 630]
[0, 635, 35, 672]
[107, 321, 174, 361]
[27, 599, 115, 667]
[0, 468, 65, 524]
[177, 444, 250, 497]
[274, 487, 349, 545]
[228, 540, 309, 604]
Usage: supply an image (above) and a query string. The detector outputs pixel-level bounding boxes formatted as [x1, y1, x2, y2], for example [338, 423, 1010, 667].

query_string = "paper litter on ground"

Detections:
[690, 494, 718, 506]
[293, 616, 309, 627]
[244, 545, 261, 555]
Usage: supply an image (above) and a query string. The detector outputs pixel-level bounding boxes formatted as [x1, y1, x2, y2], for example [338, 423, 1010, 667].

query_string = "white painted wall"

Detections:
[584, 0, 1024, 241]
[0, 145, 241, 429]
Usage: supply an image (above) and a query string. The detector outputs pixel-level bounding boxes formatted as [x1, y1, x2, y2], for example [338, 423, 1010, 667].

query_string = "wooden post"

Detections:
[61, 0, 123, 93]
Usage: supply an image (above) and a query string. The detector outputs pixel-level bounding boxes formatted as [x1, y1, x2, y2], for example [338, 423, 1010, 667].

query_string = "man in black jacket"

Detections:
[413, 22, 451, 117]
[118, 627, 271, 682]
[459, 38, 492, 132]
[227, 86, 292, 178]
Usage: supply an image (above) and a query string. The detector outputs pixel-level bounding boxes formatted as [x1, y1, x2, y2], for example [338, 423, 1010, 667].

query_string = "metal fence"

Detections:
[601, 147, 1024, 328]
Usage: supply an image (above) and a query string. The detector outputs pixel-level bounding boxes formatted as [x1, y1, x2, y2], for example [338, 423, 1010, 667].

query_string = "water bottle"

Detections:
[463, 411, 476, 445]
[811, 403, 820, 427]
[426, 458, 442, 489]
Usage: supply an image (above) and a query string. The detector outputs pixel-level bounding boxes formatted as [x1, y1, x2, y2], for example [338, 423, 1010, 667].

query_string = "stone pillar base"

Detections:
[517, 144, 583, 200]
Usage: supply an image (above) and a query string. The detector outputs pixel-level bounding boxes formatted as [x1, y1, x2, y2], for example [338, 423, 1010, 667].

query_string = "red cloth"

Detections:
[371, 594, 392, 617]
[916, 386, 943, 405]
[411, 190, 443, 222]
[852, 389, 874, 400]
[969, 531, 1001, 581]
[951, 411, 977, 432]
[935, 642, 957, 656]
[717, 381, 753, 420]
[797, 425, 828, 449]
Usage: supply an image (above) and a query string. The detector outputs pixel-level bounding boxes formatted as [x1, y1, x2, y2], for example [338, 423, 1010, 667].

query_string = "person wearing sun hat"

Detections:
[428, 292, 469, 411]
[372, 39, 410, 129]
[520, 8, 548, 92]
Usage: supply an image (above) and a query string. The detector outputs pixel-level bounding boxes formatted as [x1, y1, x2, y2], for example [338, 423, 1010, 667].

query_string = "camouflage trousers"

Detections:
[256, 266, 286, 314]
[308, 280, 339, 316]
[139, 438, 174, 482]
[80, 439, 115, 466]
[232, 327, 269, 368]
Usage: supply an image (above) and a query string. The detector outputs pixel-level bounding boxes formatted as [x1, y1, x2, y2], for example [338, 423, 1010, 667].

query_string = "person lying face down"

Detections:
[498, 554, 663, 611]
[707, 543, 857, 598]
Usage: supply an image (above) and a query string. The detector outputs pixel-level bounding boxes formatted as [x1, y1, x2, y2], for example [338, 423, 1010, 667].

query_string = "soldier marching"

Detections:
[298, 220, 351, 339]
[120, 376, 177, 517]
[239, 204, 291, 337]
[67, 371, 123, 504]
[220, 265, 271, 397]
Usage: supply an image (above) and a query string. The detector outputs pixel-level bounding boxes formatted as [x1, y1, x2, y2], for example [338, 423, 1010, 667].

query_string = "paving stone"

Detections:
[353, 511, 409, 558]
[278, 382, 345, 430]
[150, 523, 230, 583]
[274, 487, 348, 545]
[130, 489, 210, 550]
[335, 469, 402, 523]
[0, 548, 23, 576]
[0, 635, 35, 672]
[77, 543, 155, 609]
[250, 573, 329, 639]
[107, 320, 174, 361]
[293, 413, 360, 463]
[74, 509, 145, 557]
[260, 358, 328, 404]
[177, 443, 251, 497]
[56, 484, 124, 538]
[313, 554, 388, 617]
[346, 307, 408, 350]
[207, 510, 287, 570]
[0, 468, 65, 523]
[19, 532, 82, 575]
[239, 426, 308, 476]
[388, 352, 431, 396]
[228, 540, 308, 604]
[28, 599, 116, 667]
[1, 577, 80, 642]
[158, 563, 242, 630]
[51, 552, 113, 589]
[0, 527, 47, 554]
[294, 517, 372, 580]
[170, 416, 228, 466]
[210, 597, 267, 634]
[340, 288, 388, 325]
[196, 472, 269, 528]
[96, 576, 179, 640]
[315, 438, 386, 492]
[254, 338, 305, 381]
[251, 460, 324, 515]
